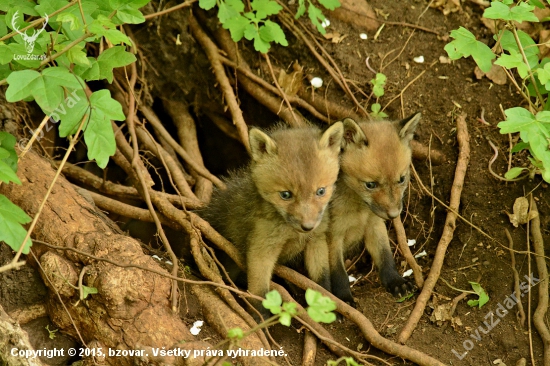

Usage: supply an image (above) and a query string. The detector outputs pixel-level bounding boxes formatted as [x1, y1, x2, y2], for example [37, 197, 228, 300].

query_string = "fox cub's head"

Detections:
[249, 123, 344, 233]
[340, 113, 421, 220]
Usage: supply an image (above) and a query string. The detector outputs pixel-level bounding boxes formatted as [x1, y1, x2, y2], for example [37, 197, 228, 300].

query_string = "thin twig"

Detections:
[144, 0, 197, 19]
[504, 228, 526, 327]
[398, 113, 470, 343]
[530, 198, 550, 365]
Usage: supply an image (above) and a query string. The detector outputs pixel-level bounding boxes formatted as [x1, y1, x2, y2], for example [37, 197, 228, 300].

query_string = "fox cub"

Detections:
[201, 123, 344, 315]
[328, 113, 421, 305]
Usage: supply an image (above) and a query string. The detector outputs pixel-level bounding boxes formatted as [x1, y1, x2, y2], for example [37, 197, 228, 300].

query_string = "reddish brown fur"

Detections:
[328, 114, 420, 303]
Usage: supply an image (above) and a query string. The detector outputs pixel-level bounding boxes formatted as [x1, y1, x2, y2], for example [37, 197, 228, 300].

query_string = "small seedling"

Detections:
[467, 281, 490, 308]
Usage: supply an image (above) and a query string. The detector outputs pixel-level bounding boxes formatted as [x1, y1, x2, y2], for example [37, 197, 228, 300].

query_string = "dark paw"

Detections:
[386, 276, 416, 298]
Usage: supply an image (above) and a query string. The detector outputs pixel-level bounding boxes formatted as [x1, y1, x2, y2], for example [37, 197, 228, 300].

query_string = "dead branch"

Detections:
[220, 56, 328, 122]
[212, 26, 307, 127]
[163, 100, 214, 203]
[191, 284, 274, 365]
[58, 161, 202, 208]
[273, 266, 446, 366]
[530, 199, 550, 364]
[135, 123, 198, 200]
[139, 105, 226, 190]
[302, 331, 317, 366]
[187, 13, 250, 150]
[393, 217, 424, 288]
[504, 228, 526, 327]
[276, 10, 368, 117]
[398, 113, 470, 344]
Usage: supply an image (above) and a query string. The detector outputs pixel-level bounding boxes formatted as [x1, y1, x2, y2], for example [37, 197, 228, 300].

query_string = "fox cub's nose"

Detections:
[300, 223, 315, 232]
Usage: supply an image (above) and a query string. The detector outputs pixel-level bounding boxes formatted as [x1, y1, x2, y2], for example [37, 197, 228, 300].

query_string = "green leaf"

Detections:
[67, 47, 90, 67]
[56, 89, 90, 137]
[305, 289, 337, 323]
[218, 1, 241, 23]
[262, 289, 282, 314]
[259, 20, 287, 46]
[0, 160, 21, 184]
[0, 45, 14, 65]
[223, 15, 250, 42]
[484, 1, 538, 23]
[74, 57, 101, 81]
[0, 132, 19, 172]
[444, 27, 495, 73]
[253, 35, 270, 53]
[295, 0, 306, 18]
[279, 312, 292, 326]
[318, 0, 340, 11]
[498, 30, 539, 69]
[227, 327, 244, 339]
[251, 0, 282, 19]
[529, 0, 545, 9]
[0, 194, 32, 254]
[467, 281, 489, 308]
[81, 285, 98, 299]
[504, 167, 527, 179]
[511, 141, 530, 153]
[498, 107, 536, 133]
[537, 62, 550, 91]
[199, 0, 216, 10]
[56, 12, 81, 31]
[308, 4, 326, 34]
[371, 72, 386, 98]
[96, 46, 136, 83]
[0, 15, 8, 37]
[116, 5, 145, 24]
[494, 50, 529, 78]
[83, 90, 123, 167]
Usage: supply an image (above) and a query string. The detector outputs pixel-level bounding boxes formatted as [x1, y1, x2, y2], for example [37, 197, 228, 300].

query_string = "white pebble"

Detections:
[414, 250, 427, 259]
[407, 239, 416, 247]
[151, 255, 162, 261]
[348, 275, 357, 283]
[321, 18, 330, 28]
[359, 33, 368, 40]
[190, 320, 204, 335]
[310, 77, 323, 88]
[413, 56, 425, 63]
[403, 269, 413, 277]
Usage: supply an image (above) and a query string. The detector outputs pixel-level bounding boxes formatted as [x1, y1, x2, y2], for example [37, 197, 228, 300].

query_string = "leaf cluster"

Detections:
[199, 0, 340, 53]
[445, 0, 550, 182]
[2, 0, 146, 168]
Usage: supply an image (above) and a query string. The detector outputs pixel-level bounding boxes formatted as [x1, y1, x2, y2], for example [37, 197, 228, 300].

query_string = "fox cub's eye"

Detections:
[316, 187, 326, 196]
[364, 182, 377, 190]
[398, 175, 406, 184]
[279, 191, 293, 200]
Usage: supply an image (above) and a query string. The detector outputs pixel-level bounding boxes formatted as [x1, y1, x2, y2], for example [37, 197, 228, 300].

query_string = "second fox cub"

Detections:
[201, 123, 343, 315]
[328, 113, 421, 304]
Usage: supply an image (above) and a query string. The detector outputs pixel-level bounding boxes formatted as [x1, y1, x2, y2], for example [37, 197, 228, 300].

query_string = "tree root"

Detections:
[302, 330, 317, 366]
[393, 217, 424, 289]
[188, 13, 250, 151]
[530, 199, 550, 365]
[504, 228, 526, 327]
[398, 113, 470, 344]
[273, 266, 446, 366]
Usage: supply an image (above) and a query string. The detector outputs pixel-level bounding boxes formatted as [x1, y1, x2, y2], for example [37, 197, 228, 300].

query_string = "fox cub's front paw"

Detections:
[386, 276, 416, 298]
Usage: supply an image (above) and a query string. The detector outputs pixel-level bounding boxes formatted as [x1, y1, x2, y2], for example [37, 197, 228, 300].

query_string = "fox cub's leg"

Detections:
[328, 236, 355, 305]
[246, 239, 284, 319]
[365, 217, 415, 297]
[304, 236, 331, 292]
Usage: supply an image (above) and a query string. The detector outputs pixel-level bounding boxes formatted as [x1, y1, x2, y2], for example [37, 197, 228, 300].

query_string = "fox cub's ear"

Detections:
[249, 128, 278, 160]
[398, 112, 421, 143]
[341, 118, 367, 147]
[319, 121, 344, 153]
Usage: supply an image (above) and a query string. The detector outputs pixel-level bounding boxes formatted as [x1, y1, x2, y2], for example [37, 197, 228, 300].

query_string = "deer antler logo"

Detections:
[11, 11, 49, 54]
